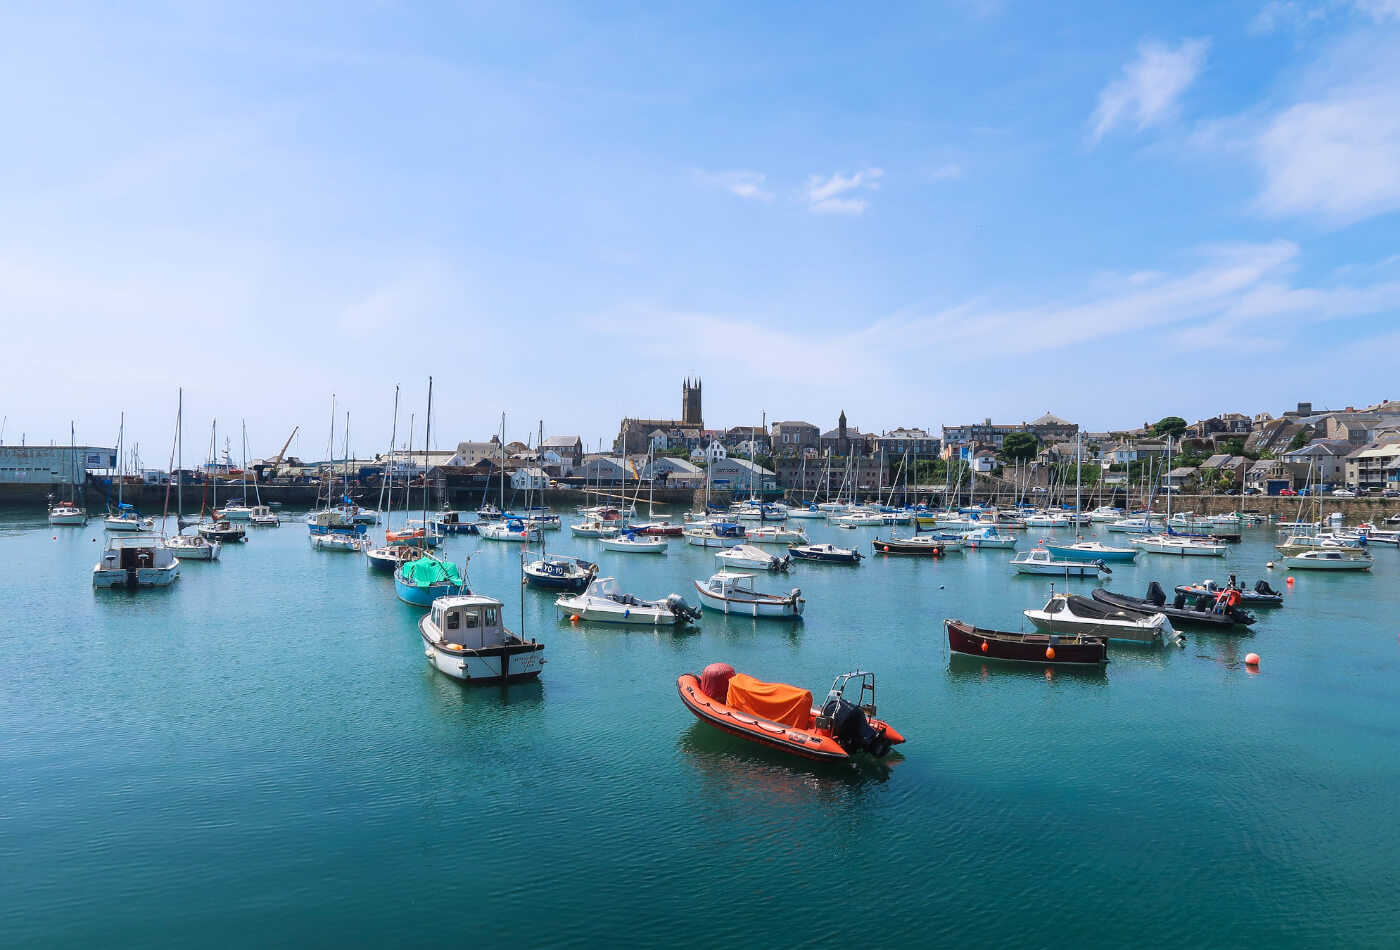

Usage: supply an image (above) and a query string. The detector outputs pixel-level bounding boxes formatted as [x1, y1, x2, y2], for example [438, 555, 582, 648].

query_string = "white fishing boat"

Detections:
[480, 519, 541, 543]
[554, 577, 700, 625]
[93, 535, 180, 588]
[420, 593, 546, 683]
[249, 507, 280, 526]
[1010, 547, 1112, 577]
[745, 525, 810, 545]
[1131, 534, 1226, 557]
[164, 533, 221, 560]
[1283, 549, 1373, 571]
[715, 544, 790, 571]
[693, 572, 804, 619]
[600, 532, 669, 554]
[1024, 592, 1175, 644]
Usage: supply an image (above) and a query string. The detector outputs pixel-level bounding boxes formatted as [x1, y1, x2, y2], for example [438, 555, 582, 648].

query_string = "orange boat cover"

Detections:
[725, 674, 812, 730]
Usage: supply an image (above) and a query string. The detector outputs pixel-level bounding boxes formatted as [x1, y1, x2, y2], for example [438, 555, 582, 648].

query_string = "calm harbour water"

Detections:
[2, 508, 1398, 948]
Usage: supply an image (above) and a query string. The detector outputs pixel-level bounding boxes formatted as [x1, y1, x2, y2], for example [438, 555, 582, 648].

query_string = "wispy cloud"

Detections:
[1089, 39, 1210, 144]
[928, 163, 964, 181]
[1250, 1, 1331, 34]
[802, 168, 884, 214]
[696, 169, 773, 202]
[1356, 0, 1400, 21]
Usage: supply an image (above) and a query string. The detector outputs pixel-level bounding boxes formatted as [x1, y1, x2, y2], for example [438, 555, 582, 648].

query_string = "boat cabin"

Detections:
[707, 571, 760, 596]
[100, 535, 165, 570]
[430, 595, 509, 649]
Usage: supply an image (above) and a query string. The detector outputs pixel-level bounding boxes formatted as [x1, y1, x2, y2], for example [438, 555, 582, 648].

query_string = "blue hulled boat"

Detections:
[395, 555, 469, 607]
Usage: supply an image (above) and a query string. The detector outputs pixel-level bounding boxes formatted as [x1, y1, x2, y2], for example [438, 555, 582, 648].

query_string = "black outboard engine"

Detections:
[821, 695, 892, 758]
[1255, 580, 1279, 596]
[1173, 592, 1188, 610]
[1146, 581, 1167, 607]
[665, 594, 702, 622]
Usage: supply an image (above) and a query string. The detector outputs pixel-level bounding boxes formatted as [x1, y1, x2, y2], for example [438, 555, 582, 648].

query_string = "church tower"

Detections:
[682, 377, 703, 427]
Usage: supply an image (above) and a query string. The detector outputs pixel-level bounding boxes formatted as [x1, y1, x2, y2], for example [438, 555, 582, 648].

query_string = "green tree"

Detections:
[1222, 437, 1246, 456]
[1288, 430, 1309, 451]
[1000, 431, 1039, 462]
[1153, 416, 1189, 439]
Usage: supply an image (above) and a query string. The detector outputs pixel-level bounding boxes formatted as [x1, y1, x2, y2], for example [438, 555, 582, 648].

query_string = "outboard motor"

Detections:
[820, 695, 892, 758]
[1173, 592, 1188, 610]
[1255, 580, 1279, 596]
[1146, 581, 1167, 607]
[665, 594, 702, 622]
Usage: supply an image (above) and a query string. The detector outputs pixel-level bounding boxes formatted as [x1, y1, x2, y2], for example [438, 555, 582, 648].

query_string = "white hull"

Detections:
[786, 508, 825, 519]
[163, 537, 221, 560]
[555, 600, 678, 624]
[1283, 554, 1373, 570]
[1133, 538, 1225, 556]
[49, 510, 87, 525]
[694, 588, 803, 618]
[1026, 613, 1167, 644]
[93, 563, 181, 588]
[961, 536, 1018, 549]
[600, 537, 668, 553]
[310, 534, 364, 552]
[104, 517, 152, 532]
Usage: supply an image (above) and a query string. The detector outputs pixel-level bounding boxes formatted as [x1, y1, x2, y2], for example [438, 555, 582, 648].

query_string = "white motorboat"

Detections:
[163, 533, 221, 561]
[1131, 534, 1226, 557]
[715, 544, 790, 571]
[693, 572, 804, 619]
[48, 502, 88, 526]
[1087, 506, 1125, 522]
[682, 522, 747, 547]
[197, 520, 246, 543]
[1023, 512, 1071, 528]
[218, 503, 257, 521]
[1024, 592, 1175, 644]
[249, 508, 281, 526]
[1010, 547, 1112, 577]
[365, 543, 424, 574]
[744, 525, 809, 545]
[1283, 549, 1373, 571]
[960, 526, 1019, 550]
[480, 519, 541, 543]
[93, 535, 180, 588]
[834, 510, 885, 526]
[600, 532, 669, 554]
[786, 505, 826, 519]
[554, 577, 700, 625]
[420, 593, 546, 683]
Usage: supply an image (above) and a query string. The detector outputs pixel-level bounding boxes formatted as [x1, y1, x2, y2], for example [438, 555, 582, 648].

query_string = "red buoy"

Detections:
[981, 641, 989, 653]
[1045, 647, 1056, 660]
[1245, 653, 1260, 667]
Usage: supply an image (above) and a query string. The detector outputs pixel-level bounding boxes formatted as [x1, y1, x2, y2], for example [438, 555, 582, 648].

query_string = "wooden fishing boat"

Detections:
[693, 573, 803, 618]
[871, 535, 945, 556]
[945, 618, 1108, 666]
[677, 666, 903, 763]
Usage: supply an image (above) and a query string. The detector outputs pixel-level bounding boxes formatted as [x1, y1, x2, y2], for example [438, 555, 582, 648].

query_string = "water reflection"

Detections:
[676, 721, 898, 791]
[945, 653, 1109, 685]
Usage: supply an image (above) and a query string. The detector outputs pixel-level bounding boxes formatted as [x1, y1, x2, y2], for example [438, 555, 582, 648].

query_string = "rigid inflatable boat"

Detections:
[678, 665, 904, 763]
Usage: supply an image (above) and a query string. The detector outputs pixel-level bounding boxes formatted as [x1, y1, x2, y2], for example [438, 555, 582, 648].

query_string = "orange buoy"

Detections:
[1245, 653, 1260, 666]
[883, 545, 890, 552]
[1045, 647, 1056, 660]
[981, 641, 989, 653]
[1286, 576, 1295, 585]
[570, 614, 580, 623]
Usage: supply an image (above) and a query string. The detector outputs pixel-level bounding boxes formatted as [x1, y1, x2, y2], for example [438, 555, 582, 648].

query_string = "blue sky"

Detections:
[3, 1, 1399, 460]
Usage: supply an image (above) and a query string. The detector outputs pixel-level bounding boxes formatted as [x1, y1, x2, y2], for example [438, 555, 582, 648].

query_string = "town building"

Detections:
[541, 436, 583, 466]
[876, 428, 940, 458]
[0, 444, 115, 485]
[1344, 440, 1400, 492]
[614, 378, 705, 455]
[1281, 439, 1353, 488]
[774, 456, 888, 493]
[770, 421, 820, 456]
[708, 457, 776, 492]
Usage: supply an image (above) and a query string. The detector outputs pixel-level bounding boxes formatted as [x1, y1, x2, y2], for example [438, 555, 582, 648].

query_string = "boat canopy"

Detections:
[725, 673, 812, 729]
[402, 556, 463, 587]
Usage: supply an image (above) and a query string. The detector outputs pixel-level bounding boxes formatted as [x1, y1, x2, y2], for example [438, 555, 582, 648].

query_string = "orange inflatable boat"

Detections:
[677, 665, 905, 763]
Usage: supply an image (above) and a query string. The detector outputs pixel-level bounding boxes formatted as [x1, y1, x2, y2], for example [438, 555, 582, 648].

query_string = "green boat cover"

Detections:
[401, 556, 463, 587]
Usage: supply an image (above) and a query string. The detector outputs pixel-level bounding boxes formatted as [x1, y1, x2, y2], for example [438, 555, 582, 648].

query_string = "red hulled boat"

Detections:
[678, 665, 905, 763]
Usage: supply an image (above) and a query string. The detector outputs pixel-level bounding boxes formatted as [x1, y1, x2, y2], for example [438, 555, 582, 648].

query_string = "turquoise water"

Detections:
[2, 510, 1398, 948]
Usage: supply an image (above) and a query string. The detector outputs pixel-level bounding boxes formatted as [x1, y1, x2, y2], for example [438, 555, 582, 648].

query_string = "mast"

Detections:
[176, 392, 183, 526]
[423, 381, 433, 532]
[116, 412, 124, 513]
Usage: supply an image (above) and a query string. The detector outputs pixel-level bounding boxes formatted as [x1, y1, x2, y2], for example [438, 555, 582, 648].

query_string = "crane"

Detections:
[262, 426, 299, 478]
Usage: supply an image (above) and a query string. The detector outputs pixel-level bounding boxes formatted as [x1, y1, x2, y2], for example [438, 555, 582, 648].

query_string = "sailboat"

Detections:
[163, 390, 221, 560]
[48, 423, 88, 525]
[1131, 437, 1224, 557]
[103, 414, 154, 532]
[366, 387, 425, 572]
[481, 415, 542, 543]
[395, 379, 470, 604]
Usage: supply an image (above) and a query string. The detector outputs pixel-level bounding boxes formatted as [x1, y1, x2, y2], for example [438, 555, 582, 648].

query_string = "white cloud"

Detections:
[1090, 39, 1210, 144]
[698, 170, 772, 202]
[928, 163, 964, 181]
[1251, 1, 1331, 34]
[1355, 0, 1400, 20]
[1255, 85, 1400, 225]
[802, 168, 883, 214]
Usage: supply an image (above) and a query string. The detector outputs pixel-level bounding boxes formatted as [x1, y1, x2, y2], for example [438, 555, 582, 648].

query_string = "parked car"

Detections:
[1382, 489, 1400, 498]
[1279, 489, 1299, 496]
[1243, 487, 1261, 495]
[1332, 489, 1356, 497]
[1224, 488, 1240, 495]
